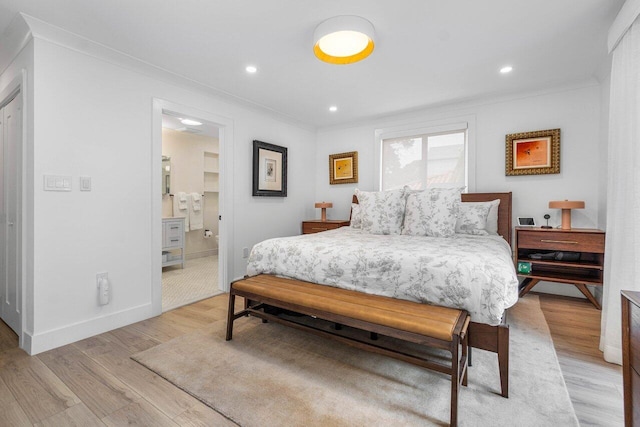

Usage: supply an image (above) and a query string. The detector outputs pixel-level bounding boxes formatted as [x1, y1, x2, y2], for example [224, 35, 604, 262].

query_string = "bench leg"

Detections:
[462, 332, 468, 387]
[498, 324, 509, 398]
[450, 337, 459, 427]
[226, 291, 236, 341]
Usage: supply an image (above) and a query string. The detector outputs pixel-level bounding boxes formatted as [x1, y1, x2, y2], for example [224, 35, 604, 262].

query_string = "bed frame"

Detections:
[351, 191, 513, 398]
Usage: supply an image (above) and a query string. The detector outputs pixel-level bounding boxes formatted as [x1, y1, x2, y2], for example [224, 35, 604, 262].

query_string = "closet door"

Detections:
[1, 93, 22, 335]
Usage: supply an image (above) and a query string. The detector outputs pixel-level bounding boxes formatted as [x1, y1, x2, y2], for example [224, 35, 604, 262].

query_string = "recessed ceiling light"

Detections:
[180, 118, 202, 126]
[329, 106, 338, 112]
[246, 65, 257, 73]
[500, 66, 513, 74]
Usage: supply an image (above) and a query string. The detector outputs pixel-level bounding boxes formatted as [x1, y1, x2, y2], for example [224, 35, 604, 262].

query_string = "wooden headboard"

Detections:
[351, 192, 512, 244]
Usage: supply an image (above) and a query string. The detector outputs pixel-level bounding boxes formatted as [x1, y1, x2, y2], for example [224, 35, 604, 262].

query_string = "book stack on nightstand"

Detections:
[302, 220, 350, 234]
[514, 227, 605, 309]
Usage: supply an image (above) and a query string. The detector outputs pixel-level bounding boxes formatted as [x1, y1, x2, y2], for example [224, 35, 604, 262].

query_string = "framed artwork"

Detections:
[505, 128, 560, 176]
[329, 151, 358, 185]
[252, 140, 287, 197]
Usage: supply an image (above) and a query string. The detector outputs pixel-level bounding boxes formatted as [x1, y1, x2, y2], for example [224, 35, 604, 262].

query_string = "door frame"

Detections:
[151, 99, 234, 315]
[0, 71, 27, 346]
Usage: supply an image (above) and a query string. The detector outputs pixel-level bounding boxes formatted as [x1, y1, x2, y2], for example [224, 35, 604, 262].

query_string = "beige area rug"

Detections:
[132, 295, 578, 426]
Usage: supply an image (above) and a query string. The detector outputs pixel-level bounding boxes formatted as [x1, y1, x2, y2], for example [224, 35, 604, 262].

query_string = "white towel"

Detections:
[192, 193, 202, 212]
[190, 192, 203, 230]
[173, 192, 190, 231]
[179, 194, 188, 212]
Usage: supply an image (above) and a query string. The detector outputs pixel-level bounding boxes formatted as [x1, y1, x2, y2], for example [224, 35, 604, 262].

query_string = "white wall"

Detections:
[316, 83, 604, 298]
[17, 33, 315, 354]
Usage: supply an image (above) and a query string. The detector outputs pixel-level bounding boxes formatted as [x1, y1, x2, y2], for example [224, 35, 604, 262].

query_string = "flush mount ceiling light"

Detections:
[245, 65, 257, 73]
[313, 16, 375, 64]
[329, 105, 338, 112]
[500, 66, 513, 74]
[180, 118, 202, 126]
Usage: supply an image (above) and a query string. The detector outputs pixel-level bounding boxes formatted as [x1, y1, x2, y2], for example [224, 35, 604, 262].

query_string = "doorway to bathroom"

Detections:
[160, 112, 223, 311]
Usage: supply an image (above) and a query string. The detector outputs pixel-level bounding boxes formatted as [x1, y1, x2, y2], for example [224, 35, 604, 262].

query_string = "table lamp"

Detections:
[315, 202, 333, 222]
[548, 200, 585, 230]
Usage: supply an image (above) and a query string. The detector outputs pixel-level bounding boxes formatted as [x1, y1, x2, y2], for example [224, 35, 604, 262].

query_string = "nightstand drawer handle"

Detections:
[311, 227, 328, 231]
[540, 239, 578, 244]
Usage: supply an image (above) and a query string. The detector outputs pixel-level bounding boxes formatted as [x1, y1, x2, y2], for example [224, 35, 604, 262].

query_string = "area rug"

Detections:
[132, 295, 578, 426]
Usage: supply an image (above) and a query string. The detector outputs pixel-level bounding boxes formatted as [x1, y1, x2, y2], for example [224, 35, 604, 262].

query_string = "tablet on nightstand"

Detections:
[517, 217, 536, 227]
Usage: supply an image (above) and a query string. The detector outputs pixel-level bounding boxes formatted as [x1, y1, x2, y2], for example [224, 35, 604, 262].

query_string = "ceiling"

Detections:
[0, 0, 624, 128]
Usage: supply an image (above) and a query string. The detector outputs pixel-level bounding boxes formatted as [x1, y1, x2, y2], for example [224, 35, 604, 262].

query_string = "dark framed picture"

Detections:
[505, 128, 560, 176]
[329, 151, 358, 185]
[252, 140, 287, 197]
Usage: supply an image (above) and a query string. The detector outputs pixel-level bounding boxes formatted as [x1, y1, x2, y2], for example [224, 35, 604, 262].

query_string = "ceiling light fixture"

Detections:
[246, 65, 257, 73]
[180, 118, 202, 126]
[313, 16, 375, 65]
[500, 66, 513, 74]
[329, 106, 338, 112]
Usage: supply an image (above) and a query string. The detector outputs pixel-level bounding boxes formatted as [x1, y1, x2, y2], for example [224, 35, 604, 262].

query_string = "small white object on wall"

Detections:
[96, 272, 110, 305]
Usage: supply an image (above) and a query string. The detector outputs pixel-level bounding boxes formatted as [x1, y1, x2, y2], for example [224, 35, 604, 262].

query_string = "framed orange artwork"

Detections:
[505, 129, 560, 176]
[329, 151, 358, 184]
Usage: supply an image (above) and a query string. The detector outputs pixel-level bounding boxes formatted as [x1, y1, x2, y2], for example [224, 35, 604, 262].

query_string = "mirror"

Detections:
[162, 156, 171, 195]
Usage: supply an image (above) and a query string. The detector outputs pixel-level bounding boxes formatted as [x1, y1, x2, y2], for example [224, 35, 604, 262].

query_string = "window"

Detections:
[381, 130, 467, 191]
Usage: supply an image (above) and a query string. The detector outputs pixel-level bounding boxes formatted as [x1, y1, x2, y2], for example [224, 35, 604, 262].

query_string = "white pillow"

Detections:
[455, 202, 491, 235]
[355, 188, 407, 235]
[485, 199, 501, 235]
[456, 199, 501, 235]
[402, 188, 461, 237]
[350, 203, 362, 229]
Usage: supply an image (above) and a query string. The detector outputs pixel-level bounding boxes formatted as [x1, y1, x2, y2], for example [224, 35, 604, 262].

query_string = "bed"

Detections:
[246, 191, 517, 396]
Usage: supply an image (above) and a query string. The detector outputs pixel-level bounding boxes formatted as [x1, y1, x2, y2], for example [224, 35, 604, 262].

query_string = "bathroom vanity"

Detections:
[162, 217, 185, 268]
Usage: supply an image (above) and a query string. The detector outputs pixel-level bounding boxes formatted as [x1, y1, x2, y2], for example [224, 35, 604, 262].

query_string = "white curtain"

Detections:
[600, 15, 640, 364]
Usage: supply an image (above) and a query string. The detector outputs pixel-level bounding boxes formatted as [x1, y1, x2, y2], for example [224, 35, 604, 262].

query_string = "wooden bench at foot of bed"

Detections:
[226, 274, 470, 427]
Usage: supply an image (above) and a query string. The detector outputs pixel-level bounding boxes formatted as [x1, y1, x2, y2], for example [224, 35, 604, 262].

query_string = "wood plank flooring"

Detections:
[537, 293, 624, 426]
[0, 293, 623, 426]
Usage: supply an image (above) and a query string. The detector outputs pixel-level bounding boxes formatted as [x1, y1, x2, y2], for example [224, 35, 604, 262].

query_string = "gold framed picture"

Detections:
[505, 128, 560, 176]
[329, 151, 358, 185]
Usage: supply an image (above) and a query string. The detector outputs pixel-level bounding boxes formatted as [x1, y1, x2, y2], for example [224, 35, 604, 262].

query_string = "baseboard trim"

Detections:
[25, 303, 153, 355]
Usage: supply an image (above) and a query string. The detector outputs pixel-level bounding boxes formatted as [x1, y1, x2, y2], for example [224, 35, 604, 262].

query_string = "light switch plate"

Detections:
[80, 176, 91, 191]
[44, 175, 72, 191]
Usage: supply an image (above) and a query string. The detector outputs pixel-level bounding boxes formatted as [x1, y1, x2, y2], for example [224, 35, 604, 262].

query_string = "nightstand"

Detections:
[302, 220, 350, 234]
[514, 227, 605, 309]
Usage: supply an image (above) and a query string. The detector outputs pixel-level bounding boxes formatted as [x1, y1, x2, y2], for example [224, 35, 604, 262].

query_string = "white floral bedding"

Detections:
[246, 227, 519, 325]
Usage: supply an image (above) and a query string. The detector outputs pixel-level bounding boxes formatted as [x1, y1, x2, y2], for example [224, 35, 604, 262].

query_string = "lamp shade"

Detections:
[313, 16, 375, 64]
[549, 200, 585, 230]
[314, 202, 333, 209]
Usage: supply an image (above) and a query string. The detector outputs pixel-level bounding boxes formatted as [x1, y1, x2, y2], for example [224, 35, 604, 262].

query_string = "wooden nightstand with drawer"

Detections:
[515, 227, 605, 309]
[302, 220, 350, 234]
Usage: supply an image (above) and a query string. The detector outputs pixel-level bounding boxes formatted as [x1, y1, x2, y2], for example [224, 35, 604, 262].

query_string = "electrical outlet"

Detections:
[243, 247, 249, 258]
[96, 272, 110, 305]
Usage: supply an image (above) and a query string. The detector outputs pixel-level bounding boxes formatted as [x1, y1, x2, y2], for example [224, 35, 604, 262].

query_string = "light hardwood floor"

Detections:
[0, 293, 623, 426]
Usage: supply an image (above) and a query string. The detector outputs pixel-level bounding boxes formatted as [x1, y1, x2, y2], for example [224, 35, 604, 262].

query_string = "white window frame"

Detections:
[374, 115, 476, 192]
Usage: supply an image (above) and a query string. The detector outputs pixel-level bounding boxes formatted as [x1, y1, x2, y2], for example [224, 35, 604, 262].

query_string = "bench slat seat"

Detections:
[233, 275, 464, 341]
